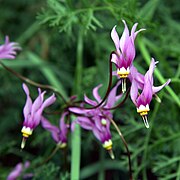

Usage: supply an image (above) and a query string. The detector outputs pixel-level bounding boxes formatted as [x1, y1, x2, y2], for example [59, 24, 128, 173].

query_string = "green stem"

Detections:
[98, 148, 105, 180]
[70, 29, 83, 180]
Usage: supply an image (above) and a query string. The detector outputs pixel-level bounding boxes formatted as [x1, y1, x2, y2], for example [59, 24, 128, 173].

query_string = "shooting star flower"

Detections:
[70, 83, 122, 158]
[130, 58, 171, 128]
[21, 83, 56, 149]
[41, 112, 69, 148]
[0, 36, 21, 59]
[111, 20, 145, 93]
[7, 161, 32, 180]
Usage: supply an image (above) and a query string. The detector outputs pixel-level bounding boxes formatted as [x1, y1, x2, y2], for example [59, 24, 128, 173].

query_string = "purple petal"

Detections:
[125, 38, 135, 65]
[41, 93, 56, 110]
[137, 78, 153, 106]
[84, 95, 97, 106]
[129, 65, 144, 90]
[93, 84, 102, 103]
[131, 23, 146, 41]
[152, 79, 171, 94]
[94, 117, 103, 131]
[92, 127, 101, 142]
[111, 25, 120, 54]
[41, 116, 59, 143]
[22, 84, 32, 119]
[0, 36, 21, 59]
[59, 112, 68, 136]
[24, 161, 30, 169]
[7, 163, 23, 180]
[111, 53, 119, 67]
[31, 89, 45, 114]
[69, 107, 89, 115]
[106, 81, 121, 108]
[120, 20, 130, 54]
[71, 121, 76, 131]
[76, 117, 94, 130]
[130, 80, 138, 106]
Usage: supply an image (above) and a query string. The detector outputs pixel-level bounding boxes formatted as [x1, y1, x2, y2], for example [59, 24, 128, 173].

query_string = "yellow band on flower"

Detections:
[103, 140, 113, 150]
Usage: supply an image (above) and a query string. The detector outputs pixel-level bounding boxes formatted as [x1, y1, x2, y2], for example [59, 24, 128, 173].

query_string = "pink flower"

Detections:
[69, 82, 121, 152]
[21, 83, 56, 149]
[7, 161, 32, 180]
[130, 58, 171, 128]
[111, 20, 145, 93]
[41, 112, 69, 148]
[0, 36, 21, 59]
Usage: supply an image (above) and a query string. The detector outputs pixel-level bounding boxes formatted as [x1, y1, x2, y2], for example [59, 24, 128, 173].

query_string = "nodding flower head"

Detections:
[111, 20, 145, 93]
[41, 112, 69, 149]
[21, 83, 56, 149]
[130, 58, 171, 128]
[69, 83, 121, 158]
[0, 36, 21, 59]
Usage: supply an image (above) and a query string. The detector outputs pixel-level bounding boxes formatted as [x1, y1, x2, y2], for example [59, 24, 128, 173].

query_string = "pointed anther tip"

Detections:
[145, 124, 150, 129]
[21, 137, 27, 149]
[108, 149, 115, 160]
[142, 115, 150, 129]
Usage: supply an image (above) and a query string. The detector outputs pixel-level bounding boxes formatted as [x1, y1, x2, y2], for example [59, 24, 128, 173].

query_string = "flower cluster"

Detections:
[3, 21, 171, 177]
[69, 82, 122, 157]
[111, 20, 170, 128]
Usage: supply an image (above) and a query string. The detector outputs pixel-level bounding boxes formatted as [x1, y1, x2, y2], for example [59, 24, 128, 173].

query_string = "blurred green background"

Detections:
[0, 0, 179, 179]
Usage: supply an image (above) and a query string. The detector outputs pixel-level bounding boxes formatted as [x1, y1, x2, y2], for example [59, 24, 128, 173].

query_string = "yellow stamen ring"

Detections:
[137, 104, 150, 115]
[117, 67, 130, 78]
[21, 126, 33, 138]
[57, 142, 67, 149]
[103, 140, 113, 150]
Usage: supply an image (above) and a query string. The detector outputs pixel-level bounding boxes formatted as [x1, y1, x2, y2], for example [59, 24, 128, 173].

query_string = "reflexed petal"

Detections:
[59, 112, 68, 135]
[124, 39, 135, 65]
[69, 107, 89, 115]
[41, 93, 56, 110]
[22, 84, 32, 119]
[7, 163, 23, 180]
[120, 20, 130, 54]
[129, 65, 144, 89]
[71, 121, 76, 131]
[32, 110, 42, 128]
[24, 161, 30, 169]
[137, 78, 153, 106]
[0, 36, 21, 59]
[147, 58, 158, 81]
[76, 117, 93, 130]
[111, 25, 120, 53]
[31, 89, 45, 113]
[93, 84, 102, 103]
[152, 79, 171, 94]
[41, 117, 59, 143]
[84, 95, 97, 106]
[92, 127, 101, 141]
[131, 23, 146, 41]
[94, 117, 103, 131]
[111, 53, 119, 67]
[130, 80, 138, 106]
[106, 81, 121, 108]
[130, 23, 138, 41]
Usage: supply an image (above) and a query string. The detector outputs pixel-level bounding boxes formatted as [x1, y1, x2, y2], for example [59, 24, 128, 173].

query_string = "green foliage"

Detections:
[0, 0, 179, 180]
[32, 162, 60, 179]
